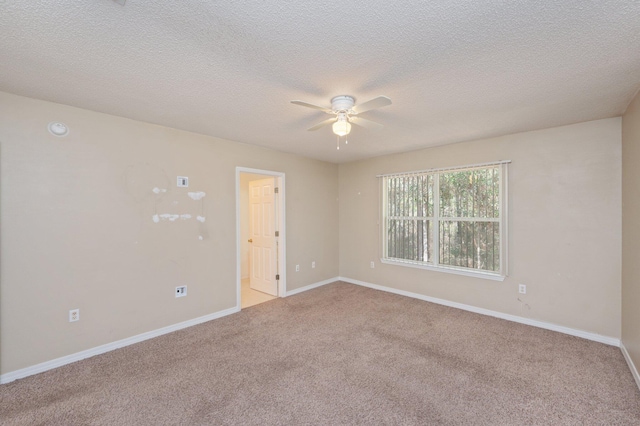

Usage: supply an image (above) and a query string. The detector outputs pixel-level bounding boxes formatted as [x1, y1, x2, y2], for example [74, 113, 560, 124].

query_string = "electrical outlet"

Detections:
[176, 286, 187, 297]
[519, 284, 527, 294]
[295, 264, 300, 272]
[370, 261, 375, 269]
[69, 309, 79, 322]
[312, 261, 315, 269]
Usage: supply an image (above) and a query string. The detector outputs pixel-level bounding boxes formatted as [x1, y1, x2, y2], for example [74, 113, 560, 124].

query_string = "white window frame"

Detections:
[379, 161, 509, 281]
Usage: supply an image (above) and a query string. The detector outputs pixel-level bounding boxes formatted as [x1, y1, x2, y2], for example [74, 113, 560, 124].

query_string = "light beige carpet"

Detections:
[1, 281, 639, 425]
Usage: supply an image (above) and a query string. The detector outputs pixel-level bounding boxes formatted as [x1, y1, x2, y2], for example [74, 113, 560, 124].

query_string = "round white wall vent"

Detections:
[48, 122, 69, 137]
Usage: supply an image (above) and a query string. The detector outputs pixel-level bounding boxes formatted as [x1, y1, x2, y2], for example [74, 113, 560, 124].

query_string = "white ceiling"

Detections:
[1, 1, 639, 163]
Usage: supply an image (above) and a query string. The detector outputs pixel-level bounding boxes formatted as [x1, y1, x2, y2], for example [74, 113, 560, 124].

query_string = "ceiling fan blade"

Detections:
[352, 96, 392, 114]
[291, 100, 332, 113]
[307, 118, 336, 131]
[350, 116, 384, 130]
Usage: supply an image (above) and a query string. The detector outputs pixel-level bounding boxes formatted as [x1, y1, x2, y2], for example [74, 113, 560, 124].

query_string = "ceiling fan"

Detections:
[291, 95, 392, 149]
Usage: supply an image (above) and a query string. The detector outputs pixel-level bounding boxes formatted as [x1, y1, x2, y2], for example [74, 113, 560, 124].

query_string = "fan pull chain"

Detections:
[336, 135, 340, 150]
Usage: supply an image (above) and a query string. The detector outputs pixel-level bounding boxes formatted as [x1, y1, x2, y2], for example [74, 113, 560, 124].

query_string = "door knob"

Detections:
[248, 239, 253, 243]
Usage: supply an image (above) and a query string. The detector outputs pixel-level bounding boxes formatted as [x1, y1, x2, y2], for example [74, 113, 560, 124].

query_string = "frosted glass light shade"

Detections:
[332, 120, 351, 136]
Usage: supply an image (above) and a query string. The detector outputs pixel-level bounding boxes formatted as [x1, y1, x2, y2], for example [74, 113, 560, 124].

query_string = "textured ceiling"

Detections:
[1, 1, 639, 163]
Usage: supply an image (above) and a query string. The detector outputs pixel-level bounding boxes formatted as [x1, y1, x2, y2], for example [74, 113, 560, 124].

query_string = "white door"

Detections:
[249, 178, 278, 296]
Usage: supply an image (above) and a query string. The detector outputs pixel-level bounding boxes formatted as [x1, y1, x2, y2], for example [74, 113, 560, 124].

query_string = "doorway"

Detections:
[236, 168, 286, 309]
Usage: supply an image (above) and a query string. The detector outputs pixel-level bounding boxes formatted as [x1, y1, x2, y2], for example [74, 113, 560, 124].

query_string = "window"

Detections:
[381, 162, 508, 280]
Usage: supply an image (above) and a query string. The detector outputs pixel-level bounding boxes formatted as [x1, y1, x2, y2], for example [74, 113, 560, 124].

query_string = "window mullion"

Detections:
[433, 173, 440, 267]
[498, 167, 503, 275]
[382, 178, 388, 259]
[500, 164, 508, 276]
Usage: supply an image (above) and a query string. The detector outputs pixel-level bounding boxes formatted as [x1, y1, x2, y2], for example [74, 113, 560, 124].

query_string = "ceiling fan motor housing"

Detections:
[331, 95, 355, 113]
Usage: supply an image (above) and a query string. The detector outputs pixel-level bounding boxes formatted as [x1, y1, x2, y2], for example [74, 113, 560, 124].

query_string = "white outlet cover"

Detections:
[69, 309, 79, 322]
[177, 176, 189, 187]
[312, 261, 315, 268]
[370, 261, 375, 268]
[519, 284, 527, 294]
[295, 265, 300, 272]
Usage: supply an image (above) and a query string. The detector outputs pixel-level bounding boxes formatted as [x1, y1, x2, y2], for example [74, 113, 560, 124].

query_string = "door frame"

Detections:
[235, 167, 286, 309]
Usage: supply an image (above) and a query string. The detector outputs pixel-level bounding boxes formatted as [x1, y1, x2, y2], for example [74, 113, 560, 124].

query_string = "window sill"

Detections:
[379, 258, 506, 282]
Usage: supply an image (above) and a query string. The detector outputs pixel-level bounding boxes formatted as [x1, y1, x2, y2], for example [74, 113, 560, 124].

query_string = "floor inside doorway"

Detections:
[241, 278, 277, 309]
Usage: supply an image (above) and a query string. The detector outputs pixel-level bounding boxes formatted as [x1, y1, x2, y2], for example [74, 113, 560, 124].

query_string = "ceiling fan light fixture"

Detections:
[332, 119, 351, 136]
[292, 95, 391, 142]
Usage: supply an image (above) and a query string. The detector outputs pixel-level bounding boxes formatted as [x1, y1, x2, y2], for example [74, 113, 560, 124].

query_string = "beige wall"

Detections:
[339, 118, 622, 338]
[0, 91, 339, 374]
[622, 91, 640, 374]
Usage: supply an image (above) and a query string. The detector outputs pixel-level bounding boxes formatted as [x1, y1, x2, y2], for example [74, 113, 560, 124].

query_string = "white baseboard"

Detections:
[621, 343, 640, 391]
[0, 306, 240, 385]
[339, 276, 620, 347]
[285, 277, 339, 297]
[1, 276, 339, 385]
[2, 278, 622, 385]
